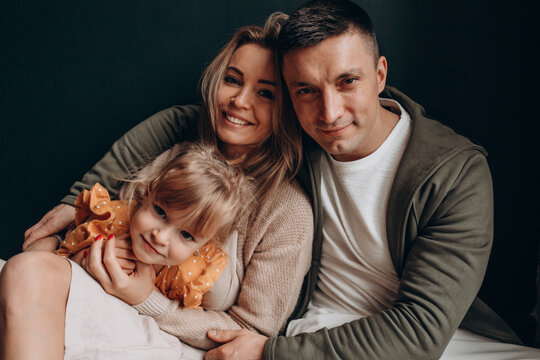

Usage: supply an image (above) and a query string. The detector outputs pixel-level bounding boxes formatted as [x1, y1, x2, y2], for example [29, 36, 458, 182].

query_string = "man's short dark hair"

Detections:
[277, 0, 380, 65]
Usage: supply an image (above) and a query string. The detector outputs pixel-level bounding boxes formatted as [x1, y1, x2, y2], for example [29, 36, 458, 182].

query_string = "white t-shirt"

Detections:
[287, 99, 411, 336]
[286, 99, 540, 357]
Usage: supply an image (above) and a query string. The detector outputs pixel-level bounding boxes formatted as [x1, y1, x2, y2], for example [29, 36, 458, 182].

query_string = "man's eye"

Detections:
[180, 230, 194, 241]
[343, 78, 356, 85]
[153, 204, 166, 219]
[224, 75, 240, 85]
[258, 89, 274, 100]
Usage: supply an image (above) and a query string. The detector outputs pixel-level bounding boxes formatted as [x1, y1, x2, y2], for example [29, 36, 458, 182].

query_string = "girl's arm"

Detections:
[133, 181, 314, 350]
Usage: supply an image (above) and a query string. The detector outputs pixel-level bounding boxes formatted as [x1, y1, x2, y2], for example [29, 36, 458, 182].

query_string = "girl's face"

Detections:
[130, 196, 212, 266]
[215, 43, 277, 158]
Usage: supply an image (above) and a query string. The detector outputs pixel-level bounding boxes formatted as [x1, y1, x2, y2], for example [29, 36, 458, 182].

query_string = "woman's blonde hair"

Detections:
[198, 12, 302, 202]
[120, 142, 255, 242]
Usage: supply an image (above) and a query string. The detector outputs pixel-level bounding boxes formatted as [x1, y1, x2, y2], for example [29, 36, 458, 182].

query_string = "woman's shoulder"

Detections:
[254, 179, 313, 223]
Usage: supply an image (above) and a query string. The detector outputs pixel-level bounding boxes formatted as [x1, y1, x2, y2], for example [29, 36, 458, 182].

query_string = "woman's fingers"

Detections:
[85, 238, 112, 288]
[23, 204, 76, 250]
[102, 236, 129, 287]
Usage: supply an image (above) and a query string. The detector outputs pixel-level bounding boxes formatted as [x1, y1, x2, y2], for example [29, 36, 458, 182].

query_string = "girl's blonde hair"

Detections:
[198, 12, 302, 202]
[120, 142, 255, 242]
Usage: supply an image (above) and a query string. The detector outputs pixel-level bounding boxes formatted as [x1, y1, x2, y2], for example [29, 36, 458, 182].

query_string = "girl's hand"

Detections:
[83, 235, 155, 305]
[23, 203, 76, 250]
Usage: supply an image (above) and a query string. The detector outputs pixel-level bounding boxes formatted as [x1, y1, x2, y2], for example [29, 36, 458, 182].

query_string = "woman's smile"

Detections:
[223, 111, 253, 126]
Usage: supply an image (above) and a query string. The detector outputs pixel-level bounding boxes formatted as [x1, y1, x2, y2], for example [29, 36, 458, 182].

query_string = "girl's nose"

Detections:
[151, 228, 169, 245]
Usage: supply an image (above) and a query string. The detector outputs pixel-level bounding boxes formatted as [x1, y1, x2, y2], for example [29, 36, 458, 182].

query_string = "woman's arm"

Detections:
[134, 181, 314, 350]
[23, 105, 201, 249]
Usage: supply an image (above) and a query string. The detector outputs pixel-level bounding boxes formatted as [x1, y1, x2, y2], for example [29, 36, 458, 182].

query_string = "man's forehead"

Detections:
[281, 31, 372, 82]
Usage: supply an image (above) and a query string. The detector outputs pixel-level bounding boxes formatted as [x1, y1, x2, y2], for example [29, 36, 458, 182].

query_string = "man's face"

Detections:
[282, 30, 389, 161]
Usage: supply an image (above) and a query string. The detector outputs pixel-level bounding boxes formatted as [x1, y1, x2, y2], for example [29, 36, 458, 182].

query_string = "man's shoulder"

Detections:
[382, 86, 485, 156]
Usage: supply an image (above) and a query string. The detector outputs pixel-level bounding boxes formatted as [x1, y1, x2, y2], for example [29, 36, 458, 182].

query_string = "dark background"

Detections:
[1, 0, 538, 345]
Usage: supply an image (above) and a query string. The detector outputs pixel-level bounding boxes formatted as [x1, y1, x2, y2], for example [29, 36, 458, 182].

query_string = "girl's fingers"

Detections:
[114, 247, 137, 261]
[114, 237, 132, 250]
[117, 258, 136, 270]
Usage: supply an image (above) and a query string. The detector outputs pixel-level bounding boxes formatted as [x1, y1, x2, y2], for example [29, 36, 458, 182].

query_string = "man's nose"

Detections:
[320, 90, 344, 124]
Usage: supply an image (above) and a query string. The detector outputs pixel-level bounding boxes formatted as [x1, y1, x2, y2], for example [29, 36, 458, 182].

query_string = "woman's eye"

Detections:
[224, 75, 240, 85]
[258, 89, 274, 100]
[180, 230, 194, 241]
[153, 204, 166, 219]
[297, 88, 313, 96]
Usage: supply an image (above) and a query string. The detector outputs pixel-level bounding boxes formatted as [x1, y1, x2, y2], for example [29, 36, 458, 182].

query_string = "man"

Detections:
[204, 1, 540, 359]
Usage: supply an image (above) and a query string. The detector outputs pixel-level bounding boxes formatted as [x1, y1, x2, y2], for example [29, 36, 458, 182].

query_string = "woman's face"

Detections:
[215, 44, 277, 158]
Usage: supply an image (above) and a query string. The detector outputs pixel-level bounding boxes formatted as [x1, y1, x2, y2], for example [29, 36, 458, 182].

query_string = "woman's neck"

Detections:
[222, 144, 252, 163]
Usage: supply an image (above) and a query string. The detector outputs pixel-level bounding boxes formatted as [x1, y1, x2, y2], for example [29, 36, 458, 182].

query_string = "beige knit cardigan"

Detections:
[134, 178, 314, 350]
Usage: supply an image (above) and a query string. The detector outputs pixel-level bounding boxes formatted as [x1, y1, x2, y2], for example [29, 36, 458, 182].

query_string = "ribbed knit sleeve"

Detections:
[134, 180, 314, 350]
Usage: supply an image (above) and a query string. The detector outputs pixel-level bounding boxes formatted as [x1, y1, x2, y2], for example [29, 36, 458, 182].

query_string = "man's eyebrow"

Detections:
[226, 66, 275, 86]
[337, 68, 365, 80]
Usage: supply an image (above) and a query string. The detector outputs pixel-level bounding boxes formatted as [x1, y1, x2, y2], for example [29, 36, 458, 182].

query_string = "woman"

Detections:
[0, 12, 313, 359]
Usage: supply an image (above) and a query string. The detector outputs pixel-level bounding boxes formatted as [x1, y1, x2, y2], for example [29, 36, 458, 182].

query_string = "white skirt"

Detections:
[64, 259, 205, 360]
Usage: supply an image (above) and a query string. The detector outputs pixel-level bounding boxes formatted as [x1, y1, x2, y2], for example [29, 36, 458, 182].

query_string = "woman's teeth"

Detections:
[226, 114, 250, 125]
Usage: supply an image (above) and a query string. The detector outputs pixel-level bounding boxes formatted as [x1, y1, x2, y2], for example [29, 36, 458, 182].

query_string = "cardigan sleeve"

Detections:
[134, 181, 314, 350]
[265, 151, 494, 360]
[60, 104, 201, 205]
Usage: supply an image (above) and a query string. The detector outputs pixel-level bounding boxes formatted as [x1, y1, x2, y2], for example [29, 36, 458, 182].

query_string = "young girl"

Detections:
[56, 142, 254, 308]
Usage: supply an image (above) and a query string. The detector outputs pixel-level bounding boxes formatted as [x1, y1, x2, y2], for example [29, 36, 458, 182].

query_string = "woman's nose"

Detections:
[230, 87, 251, 109]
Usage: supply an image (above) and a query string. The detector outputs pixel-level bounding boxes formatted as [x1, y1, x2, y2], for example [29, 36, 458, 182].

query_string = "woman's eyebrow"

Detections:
[259, 79, 276, 87]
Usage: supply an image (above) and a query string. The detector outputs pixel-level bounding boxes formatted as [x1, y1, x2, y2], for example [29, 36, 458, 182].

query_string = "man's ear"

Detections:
[376, 56, 388, 94]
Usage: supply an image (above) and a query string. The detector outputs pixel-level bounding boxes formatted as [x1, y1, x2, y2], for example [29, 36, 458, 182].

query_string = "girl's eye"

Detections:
[258, 89, 274, 100]
[180, 230, 194, 241]
[224, 75, 240, 85]
[153, 204, 166, 219]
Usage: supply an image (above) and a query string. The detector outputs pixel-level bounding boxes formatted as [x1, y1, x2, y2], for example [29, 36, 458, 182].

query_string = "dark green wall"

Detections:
[1, 0, 538, 345]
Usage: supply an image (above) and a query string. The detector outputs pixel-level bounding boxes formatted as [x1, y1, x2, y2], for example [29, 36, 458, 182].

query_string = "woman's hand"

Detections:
[112, 235, 138, 275]
[23, 203, 76, 250]
[83, 235, 155, 305]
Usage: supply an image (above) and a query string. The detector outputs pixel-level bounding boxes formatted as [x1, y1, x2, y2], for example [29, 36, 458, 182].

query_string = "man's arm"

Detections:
[61, 104, 201, 205]
[264, 151, 493, 359]
[205, 151, 493, 360]
[23, 104, 200, 249]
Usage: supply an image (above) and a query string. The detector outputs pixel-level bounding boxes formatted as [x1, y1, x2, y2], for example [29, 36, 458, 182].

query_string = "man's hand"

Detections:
[23, 203, 76, 250]
[205, 329, 267, 360]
